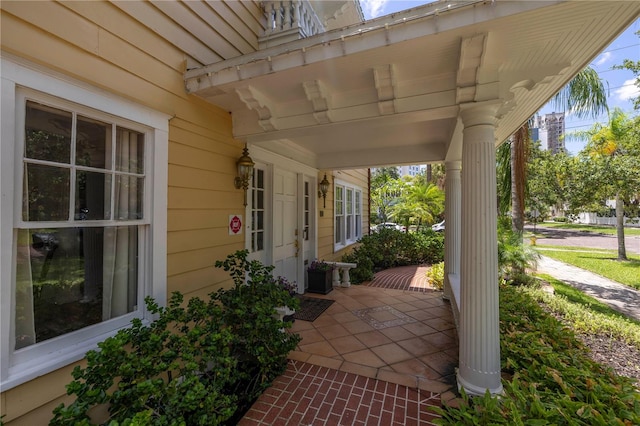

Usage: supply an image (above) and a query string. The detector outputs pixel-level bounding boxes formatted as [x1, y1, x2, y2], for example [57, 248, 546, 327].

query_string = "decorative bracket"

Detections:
[235, 86, 278, 131]
[373, 64, 396, 115]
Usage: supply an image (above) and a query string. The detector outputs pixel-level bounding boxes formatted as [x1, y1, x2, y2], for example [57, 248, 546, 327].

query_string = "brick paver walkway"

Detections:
[240, 266, 457, 425]
[238, 360, 442, 426]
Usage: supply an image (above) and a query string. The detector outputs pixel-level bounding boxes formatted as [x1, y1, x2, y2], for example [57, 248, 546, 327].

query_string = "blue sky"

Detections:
[360, 0, 640, 154]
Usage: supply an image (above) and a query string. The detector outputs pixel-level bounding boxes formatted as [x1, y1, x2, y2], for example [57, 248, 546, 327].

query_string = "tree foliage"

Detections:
[613, 30, 640, 110]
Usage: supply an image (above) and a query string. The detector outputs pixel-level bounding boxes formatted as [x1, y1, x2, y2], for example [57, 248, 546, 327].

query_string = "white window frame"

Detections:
[334, 180, 362, 251]
[0, 57, 169, 391]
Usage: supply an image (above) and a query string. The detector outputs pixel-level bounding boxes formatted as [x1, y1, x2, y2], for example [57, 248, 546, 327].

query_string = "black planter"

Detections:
[307, 269, 333, 294]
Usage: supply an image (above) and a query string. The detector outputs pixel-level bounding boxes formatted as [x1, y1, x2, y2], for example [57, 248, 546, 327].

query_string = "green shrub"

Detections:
[51, 250, 300, 426]
[553, 216, 568, 222]
[340, 228, 444, 283]
[436, 284, 640, 425]
[425, 262, 444, 290]
[497, 218, 539, 284]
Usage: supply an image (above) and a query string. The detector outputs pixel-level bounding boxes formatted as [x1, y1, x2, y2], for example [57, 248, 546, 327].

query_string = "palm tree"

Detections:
[580, 108, 637, 261]
[505, 66, 608, 234]
[388, 178, 444, 232]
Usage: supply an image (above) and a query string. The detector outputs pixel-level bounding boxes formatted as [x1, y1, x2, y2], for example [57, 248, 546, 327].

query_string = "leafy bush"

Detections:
[553, 216, 568, 222]
[51, 250, 300, 425]
[341, 228, 444, 283]
[425, 262, 444, 290]
[436, 284, 640, 425]
[497, 218, 539, 285]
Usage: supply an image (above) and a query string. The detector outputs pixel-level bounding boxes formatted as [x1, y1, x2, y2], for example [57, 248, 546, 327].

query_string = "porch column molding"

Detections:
[457, 102, 503, 396]
[443, 160, 461, 302]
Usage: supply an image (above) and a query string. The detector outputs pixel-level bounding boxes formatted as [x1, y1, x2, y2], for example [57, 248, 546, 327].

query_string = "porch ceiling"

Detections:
[185, 1, 640, 170]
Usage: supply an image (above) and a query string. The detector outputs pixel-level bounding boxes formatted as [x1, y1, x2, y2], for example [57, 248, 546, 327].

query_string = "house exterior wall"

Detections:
[1, 1, 245, 423]
[0, 2, 368, 423]
[317, 169, 369, 262]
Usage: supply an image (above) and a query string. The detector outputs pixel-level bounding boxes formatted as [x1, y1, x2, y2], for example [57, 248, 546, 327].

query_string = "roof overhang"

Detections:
[185, 1, 640, 169]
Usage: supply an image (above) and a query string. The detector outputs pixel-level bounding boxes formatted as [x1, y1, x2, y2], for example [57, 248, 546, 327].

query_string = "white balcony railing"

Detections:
[260, 0, 325, 48]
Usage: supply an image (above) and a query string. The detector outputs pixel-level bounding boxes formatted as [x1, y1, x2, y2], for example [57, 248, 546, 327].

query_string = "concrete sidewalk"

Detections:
[536, 255, 640, 322]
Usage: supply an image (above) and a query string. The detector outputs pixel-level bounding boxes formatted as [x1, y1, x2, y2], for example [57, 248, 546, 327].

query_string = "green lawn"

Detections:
[537, 221, 640, 236]
[535, 245, 640, 290]
[536, 273, 640, 327]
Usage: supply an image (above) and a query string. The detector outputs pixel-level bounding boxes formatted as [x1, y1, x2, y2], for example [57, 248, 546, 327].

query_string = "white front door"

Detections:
[273, 168, 299, 283]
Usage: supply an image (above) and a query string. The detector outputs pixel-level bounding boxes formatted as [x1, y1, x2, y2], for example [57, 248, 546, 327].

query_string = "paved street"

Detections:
[525, 225, 640, 255]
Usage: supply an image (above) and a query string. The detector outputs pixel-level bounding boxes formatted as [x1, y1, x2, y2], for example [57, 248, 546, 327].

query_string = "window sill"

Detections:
[1, 319, 147, 392]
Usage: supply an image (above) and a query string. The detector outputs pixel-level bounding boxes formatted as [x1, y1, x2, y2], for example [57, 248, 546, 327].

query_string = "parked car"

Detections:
[375, 222, 406, 232]
[431, 220, 445, 232]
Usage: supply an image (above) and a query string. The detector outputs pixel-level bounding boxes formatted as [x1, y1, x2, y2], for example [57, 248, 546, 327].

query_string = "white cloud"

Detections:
[594, 51, 612, 67]
[361, 0, 388, 19]
[615, 79, 640, 101]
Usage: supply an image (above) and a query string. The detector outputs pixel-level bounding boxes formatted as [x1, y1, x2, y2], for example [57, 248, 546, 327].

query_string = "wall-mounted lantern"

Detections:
[234, 144, 255, 206]
[318, 173, 330, 208]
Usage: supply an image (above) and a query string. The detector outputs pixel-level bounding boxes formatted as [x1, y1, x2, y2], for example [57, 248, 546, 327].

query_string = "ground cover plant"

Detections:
[50, 250, 300, 425]
[536, 245, 640, 289]
[341, 228, 444, 284]
[436, 283, 640, 425]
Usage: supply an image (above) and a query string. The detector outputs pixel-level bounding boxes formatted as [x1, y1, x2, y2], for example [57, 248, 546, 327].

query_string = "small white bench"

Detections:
[330, 262, 357, 288]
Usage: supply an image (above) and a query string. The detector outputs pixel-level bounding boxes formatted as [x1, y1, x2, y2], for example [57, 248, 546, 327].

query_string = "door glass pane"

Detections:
[23, 164, 70, 221]
[257, 190, 264, 209]
[25, 101, 71, 164]
[15, 226, 138, 349]
[257, 231, 264, 251]
[76, 116, 112, 169]
[75, 171, 111, 220]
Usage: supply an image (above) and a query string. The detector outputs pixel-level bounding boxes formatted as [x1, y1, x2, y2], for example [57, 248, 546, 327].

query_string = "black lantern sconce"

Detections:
[318, 173, 330, 208]
[234, 144, 255, 207]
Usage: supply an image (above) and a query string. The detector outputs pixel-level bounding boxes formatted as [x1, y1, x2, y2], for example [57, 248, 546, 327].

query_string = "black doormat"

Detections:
[293, 296, 335, 322]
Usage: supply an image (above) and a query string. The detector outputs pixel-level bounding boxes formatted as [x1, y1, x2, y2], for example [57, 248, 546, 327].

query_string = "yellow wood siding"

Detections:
[316, 169, 370, 262]
[0, 1, 258, 422]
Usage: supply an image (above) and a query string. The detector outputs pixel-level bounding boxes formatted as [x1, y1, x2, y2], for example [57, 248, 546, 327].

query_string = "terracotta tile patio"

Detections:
[239, 265, 460, 425]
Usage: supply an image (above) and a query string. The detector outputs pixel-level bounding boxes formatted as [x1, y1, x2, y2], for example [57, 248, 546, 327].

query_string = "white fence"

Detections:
[575, 212, 640, 228]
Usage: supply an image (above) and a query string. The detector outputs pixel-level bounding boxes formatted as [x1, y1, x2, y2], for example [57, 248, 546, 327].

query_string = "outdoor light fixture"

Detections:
[318, 173, 330, 208]
[234, 144, 255, 207]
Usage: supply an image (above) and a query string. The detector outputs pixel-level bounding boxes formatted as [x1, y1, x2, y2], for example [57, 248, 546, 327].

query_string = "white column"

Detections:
[457, 103, 503, 396]
[443, 160, 461, 302]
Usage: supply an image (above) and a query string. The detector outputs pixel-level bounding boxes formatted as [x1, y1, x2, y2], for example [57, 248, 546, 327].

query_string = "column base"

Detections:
[457, 371, 503, 397]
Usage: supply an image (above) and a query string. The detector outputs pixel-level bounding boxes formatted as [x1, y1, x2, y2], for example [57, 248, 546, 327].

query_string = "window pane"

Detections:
[15, 226, 138, 349]
[25, 101, 71, 164]
[114, 175, 143, 220]
[23, 164, 70, 221]
[75, 171, 111, 220]
[76, 116, 111, 169]
[115, 127, 144, 173]
[335, 187, 343, 215]
[335, 217, 342, 244]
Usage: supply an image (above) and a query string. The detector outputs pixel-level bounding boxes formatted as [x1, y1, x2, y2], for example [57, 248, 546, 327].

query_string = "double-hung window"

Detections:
[334, 181, 362, 250]
[1, 59, 168, 390]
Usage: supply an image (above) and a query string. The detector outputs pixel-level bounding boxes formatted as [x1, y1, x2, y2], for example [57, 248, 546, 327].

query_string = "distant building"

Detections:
[398, 164, 426, 177]
[533, 112, 565, 154]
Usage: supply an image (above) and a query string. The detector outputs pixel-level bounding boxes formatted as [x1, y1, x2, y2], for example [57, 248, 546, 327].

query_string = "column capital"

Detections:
[459, 100, 503, 128]
[445, 160, 461, 171]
